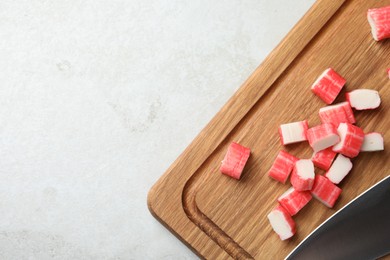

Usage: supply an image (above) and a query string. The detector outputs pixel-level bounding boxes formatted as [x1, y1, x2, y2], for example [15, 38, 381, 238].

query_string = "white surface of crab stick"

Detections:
[346, 89, 381, 110]
[325, 154, 353, 184]
[278, 120, 308, 145]
[306, 124, 340, 152]
[367, 6, 390, 41]
[290, 159, 315, 191]
[360, 132, 384, 152]
[267, 205, 296, 240]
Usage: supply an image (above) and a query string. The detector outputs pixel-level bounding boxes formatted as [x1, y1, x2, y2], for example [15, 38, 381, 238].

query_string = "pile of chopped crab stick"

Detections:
[220, 64, 385, 241]
[267, 65, 384, 240]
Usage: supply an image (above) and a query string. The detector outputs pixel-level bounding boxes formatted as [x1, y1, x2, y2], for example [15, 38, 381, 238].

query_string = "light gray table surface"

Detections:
[0, 0, 315, 259]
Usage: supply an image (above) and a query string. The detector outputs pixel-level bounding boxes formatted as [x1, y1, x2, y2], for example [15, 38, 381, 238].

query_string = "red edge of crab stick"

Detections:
[367, 6, 390, 41]
[306, 124, 340, 152]
[290, 159, 315, 191]
[311, 175, 342, 208]
[279, 120, 308, 145]
[278, 187, 312, 216]
[325, 154, 353, 184]
[333, 123, 364, 158]
[388, 68, 390, 79]
[311, 147, 337, 171]
[360, 132, 385, 152]
[267, 205, 296, 240]
[311, 68, 346, 104]
[319, 102, 355, 127]
[346, 89, 381, 110]
[268, 151, 298, 184]
[220, 142, 250, 179]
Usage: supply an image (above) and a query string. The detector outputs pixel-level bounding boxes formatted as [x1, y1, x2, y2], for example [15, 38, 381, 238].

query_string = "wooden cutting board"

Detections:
[148, 0, 390, 259]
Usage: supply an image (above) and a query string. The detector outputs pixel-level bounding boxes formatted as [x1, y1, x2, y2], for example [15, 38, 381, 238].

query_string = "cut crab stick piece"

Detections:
[306, 124, 340, 152]
[220, 142, 250, 179]
[290, 159, 315, 191]
[268, 151, 298, 184]
[267, 205, 296, 240]
[311, 175, 342, 208]
[311, 68, 346, 104]
[311, 147, 337, 170]
[278, 187, 312, 216]
[346, 89, 381, 110]
[279, 120, 308, 145]
[333, 123, 364, 158]
[387, 68, 390, 79]
[367, 6, 390, 41]
[319, 102, 355, 127]
[360, 132, 384, 152]
[325, 154, 353, 184]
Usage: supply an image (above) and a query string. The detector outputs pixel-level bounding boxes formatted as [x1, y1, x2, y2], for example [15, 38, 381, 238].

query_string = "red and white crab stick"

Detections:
[290, 159, 315, 191]
[306, 124, 340, 152]
[360, 132, 384, 152]
[311, 68, 346, 104]
[278, 187, 312, 216]
[387, 68, 390, 79]
[333, 123, 365, 158]
[267, 205, 296, 240]
[268, 151, 298, 184]
[346, 89, 381, 110]
[220, 142, 250, 180]
[311, 175, 342, 208]
[367, 6, 390, 41]
[279, 120, 308, 145]
[325, 154, 353, 184]
[319, 102, 355, 127]
[311, 147, 337, 171]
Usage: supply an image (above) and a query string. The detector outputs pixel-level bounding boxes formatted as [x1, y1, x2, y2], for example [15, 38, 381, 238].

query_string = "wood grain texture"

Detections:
[148, 0, 390, 259]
